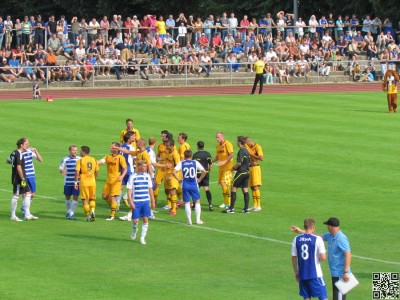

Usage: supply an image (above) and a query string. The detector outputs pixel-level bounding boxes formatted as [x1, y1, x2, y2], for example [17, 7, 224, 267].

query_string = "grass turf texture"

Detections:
[0, 92, 399, 300]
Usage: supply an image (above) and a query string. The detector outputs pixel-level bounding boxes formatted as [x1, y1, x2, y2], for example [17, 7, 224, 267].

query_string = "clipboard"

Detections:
[335, 273, 359, 295]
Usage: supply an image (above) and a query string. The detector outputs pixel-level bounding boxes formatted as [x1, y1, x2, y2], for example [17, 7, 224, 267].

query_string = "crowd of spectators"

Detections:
[0, 12, 399, 83]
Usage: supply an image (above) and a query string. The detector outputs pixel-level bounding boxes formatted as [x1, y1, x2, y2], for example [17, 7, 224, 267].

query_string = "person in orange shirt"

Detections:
[74, 146, 99, 222]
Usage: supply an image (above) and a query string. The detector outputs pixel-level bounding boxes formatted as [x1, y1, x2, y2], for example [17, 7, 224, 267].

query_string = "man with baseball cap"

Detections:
[291, 217, 352, 300]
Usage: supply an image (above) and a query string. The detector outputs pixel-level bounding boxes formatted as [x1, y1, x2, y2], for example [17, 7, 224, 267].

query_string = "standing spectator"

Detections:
[309, 15, 318, 39]
[228, 13, 238, 38]
[203, 18, 213, 43]
[239, 15, 249, 42]
[258, 15, 268, 38]
[291, 218, 327, 300]
[46, 15, 57, 39]
[292, 217, 352, 300]
[79, 18, 88, 44]
[194, 17, 203, 46]
[335, 15, 344, 40]
[131, 15, 140, 41]
[4, 15, 13, 50]
[186, 15, 195, 45]
[123, 16, 134, 39]
[327, 13, 335, 36]
[14, 19, 22, 48]
[88, 18, 100, 45]
[295, 17, 306, 39]
[100, 16, 110, 42]
[70, 17, 80, 47]
[371, 17, 382, 39]
[34, 15, 45, 49]
[166, 15, 175, 39]
[362, 15, 372, 36]
[0, 16, 5, 49]
[177, 22, 187, 47]
[59, 15, 68, 41]
[350, 15, 359, 36]
[139, 15, 151, 38]
[128, 160, 155, 245]
[74, 146, 99, 222]
[21, 16, 32, 50]
[220, 12, 229, 40]
[250, 55, 265, 94]
[155, 16, 167, 38]
[224, 136, 250, 213]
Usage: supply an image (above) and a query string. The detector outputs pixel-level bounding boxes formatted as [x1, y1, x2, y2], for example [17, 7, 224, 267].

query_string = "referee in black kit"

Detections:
[251, 55, 265, 94]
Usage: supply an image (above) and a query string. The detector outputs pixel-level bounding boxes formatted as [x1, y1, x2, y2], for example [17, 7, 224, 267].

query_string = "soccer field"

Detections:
[0, 92, 399, 299]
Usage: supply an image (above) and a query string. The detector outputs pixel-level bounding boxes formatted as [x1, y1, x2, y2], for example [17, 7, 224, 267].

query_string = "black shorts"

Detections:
[197, 173, 209, 187]
[13, 183, 31, 195]
[232, 171, 249, 189]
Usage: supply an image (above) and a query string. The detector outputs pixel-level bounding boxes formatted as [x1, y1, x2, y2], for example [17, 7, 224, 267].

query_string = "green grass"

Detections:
[0, 92, 399, 300]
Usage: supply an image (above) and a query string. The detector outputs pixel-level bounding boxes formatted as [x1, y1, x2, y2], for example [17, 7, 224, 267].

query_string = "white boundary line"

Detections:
[0, 189, 399, 266]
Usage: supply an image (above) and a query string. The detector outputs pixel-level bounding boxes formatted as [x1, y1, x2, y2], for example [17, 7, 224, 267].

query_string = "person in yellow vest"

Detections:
[251, 55, 265, 94]
[245, 137, 264, 211]
[382, 70, 399, 113]
[97, 143, 127, 221]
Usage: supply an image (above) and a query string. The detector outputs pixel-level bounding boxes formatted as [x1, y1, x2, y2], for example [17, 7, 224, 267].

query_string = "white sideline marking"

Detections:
[0, 188, 399, 266]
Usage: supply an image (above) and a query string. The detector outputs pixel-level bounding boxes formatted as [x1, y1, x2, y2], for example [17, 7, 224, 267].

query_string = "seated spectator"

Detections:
[62, 60, 72, 80]
[231, 41, 247, 60]
[276, 41, 289, 61]
[32, 83, 41, 99]
[8, 54, 24, 77]
[150, 53, 165, 77]
[34, 58, 46, 81]
[63, 38, 75, 60]
[278, 64, 289, 83]
[109, 53, 122, 79]
[226, 51, 240, 72]
[209, 47, 220, 67]
[82, 59, 94, 80]
[163, 32, 175, 53]
[264, 64, 273, 84]
[171, 52, 182, 74]
[352, 62, 361, 81]
[160, 54, 170, 77]
[0, 58, 16, 82]
[376, 31, 387, 52]
[358, 67, 374, 82]
[367, 41, 378, 60]
[152, 33, 166, 57]
[336, 35, 348, 56]
[23, 60, 36, 81]
[199, 51, 212, 76]
[198, 33, 209, 49]
[48, 33, 63, 55]
[189, 51, 202, 75]
[353, 31, 366, 50]
[212, 33, 224, 52]
[70, 59, 84, 81]
[139, 57, 150, 80]
[265, 46, 278, 62]
[247, 51, 257, 72]
[50, 62, 62, 81]
[74, 42, 86, 64]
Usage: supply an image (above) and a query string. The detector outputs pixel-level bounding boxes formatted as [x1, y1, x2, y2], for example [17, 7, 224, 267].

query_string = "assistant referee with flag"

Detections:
[251, 56, 265, 94]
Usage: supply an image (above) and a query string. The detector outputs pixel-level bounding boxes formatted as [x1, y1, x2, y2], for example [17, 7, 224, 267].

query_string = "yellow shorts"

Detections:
[164, 176, 179, 190]
[156, 168, 165, 185]
[249, 165, 262, 187]
[102, 181, 122, 197]
[218, 170, 233, 186]
[80, 186, 96, 201]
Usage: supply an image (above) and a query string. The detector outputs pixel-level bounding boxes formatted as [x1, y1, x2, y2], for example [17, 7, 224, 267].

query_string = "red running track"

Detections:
[0, 83, 380, 100]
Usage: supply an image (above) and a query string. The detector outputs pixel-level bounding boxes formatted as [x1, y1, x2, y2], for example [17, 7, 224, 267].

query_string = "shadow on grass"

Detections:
[58, 233, 128, 242]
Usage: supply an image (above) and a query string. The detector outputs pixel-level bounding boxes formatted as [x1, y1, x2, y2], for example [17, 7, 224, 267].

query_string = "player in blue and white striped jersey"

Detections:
[173, 149, 207, 225]
[291, 218, 327, 300]
[59, 145, 81, 220]
[21, 145, 43, 219]
[127, 160, 155, 245]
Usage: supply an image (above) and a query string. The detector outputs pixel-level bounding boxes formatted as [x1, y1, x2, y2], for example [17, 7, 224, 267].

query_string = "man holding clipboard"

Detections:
[292, 217, 353, 300]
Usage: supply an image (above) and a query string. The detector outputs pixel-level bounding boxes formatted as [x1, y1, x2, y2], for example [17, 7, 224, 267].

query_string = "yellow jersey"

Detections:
[135, 150, 152, 172]
[155, 21, 166, 34]
[76, 156, 98, 187]
[216, 140, 234, 171]
[245, 143, 264, 165]
[165, 148, 180, 175]
[119, 127, 141, 146]
[254, 60, 265, 74]
[178, 142, 191, 160]
[103, 154, 127, 184]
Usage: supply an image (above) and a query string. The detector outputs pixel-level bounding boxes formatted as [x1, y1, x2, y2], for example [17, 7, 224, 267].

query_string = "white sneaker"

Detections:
[131, 231, 137, 240]
[196, 220, 204, 225]
[163, 205, 171, 210]
[119, 214, 132, 221]
[218, 203, 226, 208]
[248, 207, 255, 211]
[187, 220, 192, 225]
[253, 207, 262, 211]
[10, 216, 23, 222]
[24, 214, 39, 220]
[140, 237, 146, 245]
[106, 216, 114, 221]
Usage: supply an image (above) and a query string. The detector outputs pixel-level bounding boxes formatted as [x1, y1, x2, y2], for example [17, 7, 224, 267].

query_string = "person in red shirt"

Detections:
[239, 15, 250, 42]
[198, 33, 209, 48]
[212, 33, 223, 53]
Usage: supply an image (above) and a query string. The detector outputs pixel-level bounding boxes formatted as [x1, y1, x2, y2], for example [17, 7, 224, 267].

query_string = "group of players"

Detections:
[8, 118, 264, 244]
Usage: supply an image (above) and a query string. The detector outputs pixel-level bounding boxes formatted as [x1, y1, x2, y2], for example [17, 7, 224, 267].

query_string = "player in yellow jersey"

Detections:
[97, 142, 127, 221]
[212, 132, 234, 209]
[156, 130, 171, 209]
[245, 137, 264, 211]
[164, 139, 180, 216]
[74, 146, 99, 222]
[251, 55, 265, 94]
[176, 132, 190, 207]
[119, 118, 141, 148]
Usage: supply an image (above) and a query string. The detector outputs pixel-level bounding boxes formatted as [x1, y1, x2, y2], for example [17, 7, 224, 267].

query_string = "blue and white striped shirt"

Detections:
[59, 155, 81, 186]
[127, 172, 152, 202]
[22, 149, 37, 178]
